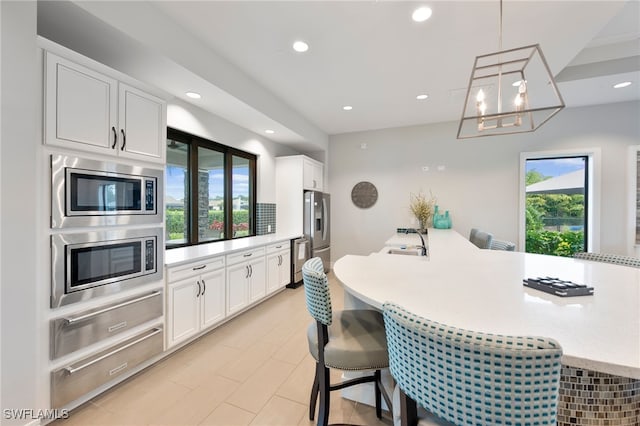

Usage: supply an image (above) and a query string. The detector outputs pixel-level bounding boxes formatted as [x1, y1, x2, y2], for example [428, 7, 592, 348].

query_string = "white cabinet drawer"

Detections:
[51, 327, 163, 408]
[266, 241, 289, 254]
[226, 247, 265, 266]
[167, 257, 225, 283]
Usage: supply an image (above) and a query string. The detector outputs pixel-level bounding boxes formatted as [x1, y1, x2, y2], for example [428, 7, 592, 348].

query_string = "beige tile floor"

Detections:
[53, 274, 393, 426]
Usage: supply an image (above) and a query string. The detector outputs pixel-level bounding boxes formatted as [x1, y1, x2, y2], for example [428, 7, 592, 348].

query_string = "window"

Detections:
[519, 149, 601, 256]
[524, 156, 587, 256]
[165, 128, 256, 248]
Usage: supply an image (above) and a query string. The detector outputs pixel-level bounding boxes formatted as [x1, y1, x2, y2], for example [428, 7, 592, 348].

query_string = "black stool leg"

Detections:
[399, 388, 418, 426]
[317, 365, 330, 426]
[309, 364, 320, 420]
[374, 369, 382, 418]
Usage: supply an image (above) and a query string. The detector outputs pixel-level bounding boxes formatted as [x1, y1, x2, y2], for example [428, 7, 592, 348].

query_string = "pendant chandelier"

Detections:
[457, 0, 565, 139]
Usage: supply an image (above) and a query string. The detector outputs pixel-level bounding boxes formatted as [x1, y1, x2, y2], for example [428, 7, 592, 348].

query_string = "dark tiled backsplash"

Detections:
[558, 366, 640, 426]
[256, 203, 276, 235]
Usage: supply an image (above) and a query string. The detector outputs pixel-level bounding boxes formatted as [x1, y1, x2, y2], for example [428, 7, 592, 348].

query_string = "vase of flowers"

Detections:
[409, 191, 436, 233]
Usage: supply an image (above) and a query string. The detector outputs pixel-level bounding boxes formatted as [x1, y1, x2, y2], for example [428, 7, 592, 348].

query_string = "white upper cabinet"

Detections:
[44, 51, 166, 164]
[276, 155, 325, 235]
[45, 53, 118, 152]
[118, 83, 165, 161]
[303, 157, 324, 191]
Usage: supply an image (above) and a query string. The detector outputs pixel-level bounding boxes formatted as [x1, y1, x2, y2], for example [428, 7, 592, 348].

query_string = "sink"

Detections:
[387, 248, 422, 256]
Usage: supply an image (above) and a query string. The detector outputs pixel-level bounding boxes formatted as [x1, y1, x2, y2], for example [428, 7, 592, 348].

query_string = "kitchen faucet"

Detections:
[406, 228, 427, 256]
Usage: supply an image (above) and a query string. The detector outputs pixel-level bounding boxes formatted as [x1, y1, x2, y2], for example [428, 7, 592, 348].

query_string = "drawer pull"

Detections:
[109, 362, 128, 376]
[63, 291, 161, 325]
[107, 321, 128, 333]
[192, 265, 206, 271]
[275, 245, 282, 249]
[63, 328, 162, 375]
[243, 253, 253, 257]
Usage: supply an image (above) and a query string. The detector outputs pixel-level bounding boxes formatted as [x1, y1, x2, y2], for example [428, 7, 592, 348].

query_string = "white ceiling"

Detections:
[39, 1, 640, 150]
[151, 0, 639, 137]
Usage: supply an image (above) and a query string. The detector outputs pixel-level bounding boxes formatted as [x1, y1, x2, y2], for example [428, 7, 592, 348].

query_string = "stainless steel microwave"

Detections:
[51, 227, 163, 308]
[51, 154, 163, 228]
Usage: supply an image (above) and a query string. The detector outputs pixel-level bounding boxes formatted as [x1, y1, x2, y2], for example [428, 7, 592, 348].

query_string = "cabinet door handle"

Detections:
[249, 264, 253, 277]
[111, 127, 118, 149]
[196, 280, 201, 297]
[201, 279, 206, 296]
[120, 129, 126, 151]
[277, 255, 281, 266]
[245, 266, 249, 279]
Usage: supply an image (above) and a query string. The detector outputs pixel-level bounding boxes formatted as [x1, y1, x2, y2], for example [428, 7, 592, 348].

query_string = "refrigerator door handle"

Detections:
[322, 197, 329, 242]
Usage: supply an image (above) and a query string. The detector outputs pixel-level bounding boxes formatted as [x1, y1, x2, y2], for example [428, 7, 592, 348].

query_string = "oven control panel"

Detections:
[145, 239, 155, 271]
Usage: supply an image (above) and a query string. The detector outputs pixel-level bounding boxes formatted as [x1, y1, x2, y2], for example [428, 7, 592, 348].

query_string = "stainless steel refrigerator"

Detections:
[304, 191, 330, 272]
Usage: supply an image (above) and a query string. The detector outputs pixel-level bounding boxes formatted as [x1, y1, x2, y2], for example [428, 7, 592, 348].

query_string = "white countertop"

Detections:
[335, 229, 640, 379]
[165, 233, 301, 267]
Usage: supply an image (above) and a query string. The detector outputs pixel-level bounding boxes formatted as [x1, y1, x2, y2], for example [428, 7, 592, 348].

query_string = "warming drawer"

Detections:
[50, 291, 162, 359]
[51, 326, 163, 408]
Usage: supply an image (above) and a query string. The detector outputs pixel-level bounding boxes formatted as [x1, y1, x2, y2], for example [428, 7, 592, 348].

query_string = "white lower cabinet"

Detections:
[226, 247, 266, 315]
[166, 240, 292, 349]
[166, 258, 225, 348]
[266, 243, 291, 295]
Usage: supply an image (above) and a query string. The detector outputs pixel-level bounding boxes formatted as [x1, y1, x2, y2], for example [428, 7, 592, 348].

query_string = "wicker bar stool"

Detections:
[383, 302, 563, 426]
[490, 239, 516, 251]
[573, 251, 640, 268]
[469, 228, 493, 249]
[303, 257, 392, 426]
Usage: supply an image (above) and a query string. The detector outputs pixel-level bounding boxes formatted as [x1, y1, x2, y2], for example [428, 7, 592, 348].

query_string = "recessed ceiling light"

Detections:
[342, 105, 353, 111]
[185, 92, 201, 99]
[416, 94, 429, 100]
[613, 81, 632, 89]
[265, 129, 275, 134]
[292, 41, 309, 53]
[412, 6, 432, 22]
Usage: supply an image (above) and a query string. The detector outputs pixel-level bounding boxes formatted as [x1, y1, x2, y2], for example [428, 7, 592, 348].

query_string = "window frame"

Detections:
[166, 127, 257, 249]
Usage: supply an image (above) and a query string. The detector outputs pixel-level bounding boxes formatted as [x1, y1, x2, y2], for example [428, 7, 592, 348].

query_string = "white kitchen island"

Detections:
[334, 229, 640, 426]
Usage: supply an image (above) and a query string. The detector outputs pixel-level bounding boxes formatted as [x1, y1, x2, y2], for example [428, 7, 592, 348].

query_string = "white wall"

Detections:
[1, 1, 39, 424]
[167, 99, 300, 204]
[329, 101, 640, 262]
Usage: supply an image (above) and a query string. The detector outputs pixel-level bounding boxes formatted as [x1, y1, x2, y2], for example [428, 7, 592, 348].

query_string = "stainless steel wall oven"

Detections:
[51, 227, 163, 308]
[51, 154, 163, 228]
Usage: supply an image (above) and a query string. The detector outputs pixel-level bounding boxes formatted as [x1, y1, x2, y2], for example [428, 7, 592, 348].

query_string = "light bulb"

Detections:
[514, 94, 523, 107]
[518, 81, 527, 94]
[476, 89, 485, 102]
[479, 102, 487, 115]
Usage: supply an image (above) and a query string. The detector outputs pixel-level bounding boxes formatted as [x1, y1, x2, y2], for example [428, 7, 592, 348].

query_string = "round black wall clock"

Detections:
[351, 181, 378, 208]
